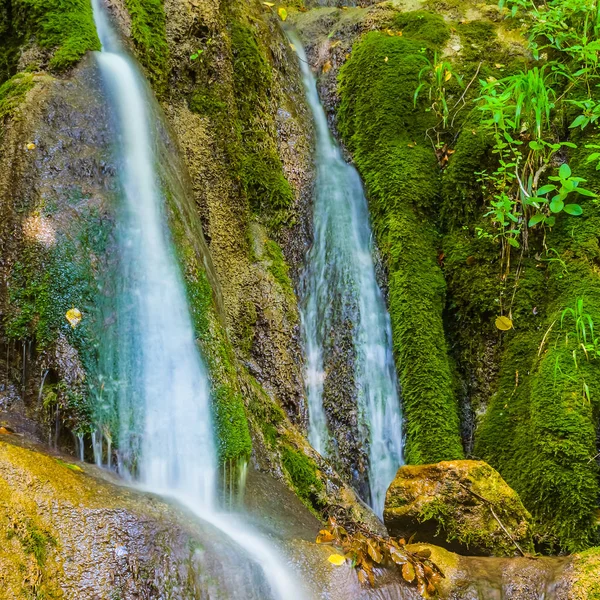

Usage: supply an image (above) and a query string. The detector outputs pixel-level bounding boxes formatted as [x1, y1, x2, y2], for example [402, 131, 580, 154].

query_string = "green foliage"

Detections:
[0, 72, 35, 120]
[230, 22, 294, 224]
[414, 52, 464, 129]
[264, 239, 295, 301]
[392, 10, 451, 47]
[338, 29, 464, 464]
[0, 0, 100, 81]
[281, 444, 323, 506]
[123, 0, 169, 94]
[170, 214, 252, 463]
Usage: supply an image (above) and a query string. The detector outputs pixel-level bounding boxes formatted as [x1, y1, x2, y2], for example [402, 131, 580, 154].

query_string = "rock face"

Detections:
[384, 461, 535, 557]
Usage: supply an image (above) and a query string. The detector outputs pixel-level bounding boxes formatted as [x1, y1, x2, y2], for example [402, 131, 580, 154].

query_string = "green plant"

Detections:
[414, 52, 464, 129]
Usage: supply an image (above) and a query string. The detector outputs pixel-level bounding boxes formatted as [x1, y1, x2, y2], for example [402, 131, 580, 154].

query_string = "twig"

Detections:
[450, 61, 483, 128]
[458, 483, 526, 557]
[538, 320, 556, 357]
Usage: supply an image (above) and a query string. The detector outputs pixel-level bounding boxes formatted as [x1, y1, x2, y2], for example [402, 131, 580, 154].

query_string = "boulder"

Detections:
[384, 460, 535, 557]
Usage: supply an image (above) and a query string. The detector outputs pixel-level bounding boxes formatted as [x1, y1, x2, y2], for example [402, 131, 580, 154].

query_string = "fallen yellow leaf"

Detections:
[66, 308, 83, 328]
[262, 1, 275, 5]
[278, 7, 287, 20]
[495, 315, 513, 331]
[384, 56, 389, 63]
[322, 61, 332, 74]
[328, 554, 346, 566]
[26, 143, 36, 150]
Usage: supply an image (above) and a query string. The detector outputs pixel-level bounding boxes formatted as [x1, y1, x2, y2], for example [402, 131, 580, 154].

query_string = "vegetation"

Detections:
[0, 0, 100, 82]
[317, 515, 443, 596]
[338, 23, 464, 464]
[123, 0, 169, 94]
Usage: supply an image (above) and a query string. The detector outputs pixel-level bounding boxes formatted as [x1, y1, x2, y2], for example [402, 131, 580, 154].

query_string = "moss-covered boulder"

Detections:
[563, 547, 600, 600]
[384, 461, 534, 557]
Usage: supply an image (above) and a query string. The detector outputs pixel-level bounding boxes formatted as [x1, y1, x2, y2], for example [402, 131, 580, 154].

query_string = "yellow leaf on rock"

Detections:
[328, 554, 346, 566]
[278, 7, 288, 20]
[322, 61, 332, 74]
[66, 308, 82, 328]
[495, 315, 513, 331]
[26, 143, 36, 150]
[56, 458, 83, 472]
[402, 562, 416, 583]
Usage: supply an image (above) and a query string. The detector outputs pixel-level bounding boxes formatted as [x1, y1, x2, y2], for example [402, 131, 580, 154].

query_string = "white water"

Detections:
[292, 34, 404, 516]
[90, 2, 304, 597]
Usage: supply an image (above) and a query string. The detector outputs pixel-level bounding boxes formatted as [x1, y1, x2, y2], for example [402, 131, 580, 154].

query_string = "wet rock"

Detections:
[384, 461, 535, 557]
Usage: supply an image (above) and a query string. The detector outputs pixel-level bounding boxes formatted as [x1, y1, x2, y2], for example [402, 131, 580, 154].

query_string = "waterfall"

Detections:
[90, 2, 304, 597]
[292, 34, 404, 517]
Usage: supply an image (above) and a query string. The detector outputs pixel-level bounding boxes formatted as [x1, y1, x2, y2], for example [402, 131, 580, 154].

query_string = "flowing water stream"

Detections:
[89, 2, 303, 597]
[292, 34, 404, 517]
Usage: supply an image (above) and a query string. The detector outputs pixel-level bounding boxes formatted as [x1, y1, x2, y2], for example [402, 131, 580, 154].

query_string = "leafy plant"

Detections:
[560, 297, 600, 402]
[414, 52, 464, 129]
[317, 516, 443, 597]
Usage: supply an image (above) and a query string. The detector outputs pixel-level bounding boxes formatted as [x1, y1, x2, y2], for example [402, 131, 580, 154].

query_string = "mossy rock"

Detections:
[567, 547, 600, 600]
[384, 460, 535, 557]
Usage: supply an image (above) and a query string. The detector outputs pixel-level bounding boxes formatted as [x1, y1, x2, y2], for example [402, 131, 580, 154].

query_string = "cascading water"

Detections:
[292, 34, 404, 517]
[89, 2, 304, 598]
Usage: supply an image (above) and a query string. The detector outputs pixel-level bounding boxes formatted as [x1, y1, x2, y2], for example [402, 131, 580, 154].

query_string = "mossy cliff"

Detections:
[0, 0, 100, 83]
[294, 0, 600, 553]
[333, 13, 465, 464]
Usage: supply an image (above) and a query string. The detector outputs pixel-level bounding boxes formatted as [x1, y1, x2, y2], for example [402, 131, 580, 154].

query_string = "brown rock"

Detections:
[384, 460, 535, 557]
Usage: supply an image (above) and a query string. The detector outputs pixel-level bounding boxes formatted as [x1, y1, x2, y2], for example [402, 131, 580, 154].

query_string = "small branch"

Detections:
[458, 483, 526, 557]
[538, 320, 556, 357]
[532, 163, 549, 191]
[450, 62, 483, 128]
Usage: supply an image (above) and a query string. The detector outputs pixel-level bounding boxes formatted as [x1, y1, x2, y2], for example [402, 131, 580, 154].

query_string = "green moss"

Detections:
[281, 444, 323, 508]
[264, 239, 295, 301]
[338, 31, 464, 464]
[571, 547, 600, 600]
[473, 135, 600, 552]
[392, 10, 450, 47]
[6, 519, 56, 568]
[169, 208, 252, 464]
[247, 376, 285, 448]
[230, 21, 294, 225]
[1, 0, 100, 82]
[0, 72, 36, 120]
[123, 0, 169, 94]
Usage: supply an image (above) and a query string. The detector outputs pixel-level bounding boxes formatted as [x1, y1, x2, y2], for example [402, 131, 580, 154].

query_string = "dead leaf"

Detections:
[402, 562, 416, 583]
[328, 554, 346, 566]
[317, 529, 335, 544]
[66, 308, 82, 328]
[26, 143, 36, 151]
[495, 315, 513, 331]
[322, 61, 332, 74]
[0, 426, 13, 435]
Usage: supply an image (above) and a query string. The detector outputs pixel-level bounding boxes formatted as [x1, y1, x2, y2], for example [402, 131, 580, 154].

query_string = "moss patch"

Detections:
[0, 72, 36, 120]
[0, 0, 100, 82]
[230, 21, 294, 225]
[123, 0, 169, 94]
[337, 28, 464, 464]
[281, 444, 324, 509]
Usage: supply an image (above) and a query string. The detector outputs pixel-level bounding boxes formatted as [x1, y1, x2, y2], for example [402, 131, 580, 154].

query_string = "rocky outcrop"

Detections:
[384, 461, 535, 557]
